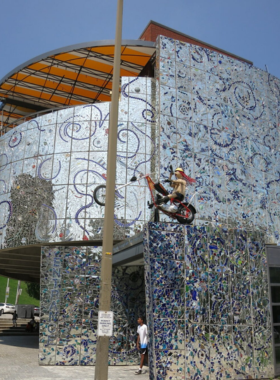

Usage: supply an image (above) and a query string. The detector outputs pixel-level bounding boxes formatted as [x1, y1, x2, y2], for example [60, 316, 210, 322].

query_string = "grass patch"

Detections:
[0, 276, 39, 306]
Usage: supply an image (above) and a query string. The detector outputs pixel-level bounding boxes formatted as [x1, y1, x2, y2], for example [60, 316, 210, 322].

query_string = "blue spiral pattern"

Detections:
[0, 201, 12, 230]
[59, 115, 97, 143]
[38, 158, 61, 181]
[73, 168, 104, 236]
[121, 77, 156, 123]
[28, 119, 45, 132]
[8, 131, 22, 148]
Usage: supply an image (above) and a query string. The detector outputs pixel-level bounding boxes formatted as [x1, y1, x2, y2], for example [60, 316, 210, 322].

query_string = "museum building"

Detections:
[0, 21, 280, 378]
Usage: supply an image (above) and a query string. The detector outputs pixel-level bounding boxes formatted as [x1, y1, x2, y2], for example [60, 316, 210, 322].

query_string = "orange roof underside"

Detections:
[0, 43, 155, 130]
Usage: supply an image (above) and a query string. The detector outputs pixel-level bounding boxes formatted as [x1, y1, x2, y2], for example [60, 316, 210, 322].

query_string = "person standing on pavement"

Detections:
[12, 310, 18, 327]
[135, 316, 148, 375]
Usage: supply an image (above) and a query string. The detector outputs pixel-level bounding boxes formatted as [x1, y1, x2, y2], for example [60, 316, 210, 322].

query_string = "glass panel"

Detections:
[274, 326, 280, 344]
[276, 346, 280, 364]
[271, 286, 280, 303]
[273, 305, 280, 323]
[270, 267, 280, 283]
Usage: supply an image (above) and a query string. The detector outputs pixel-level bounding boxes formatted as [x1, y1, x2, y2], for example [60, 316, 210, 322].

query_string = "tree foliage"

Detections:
[25, 282, 40, 300]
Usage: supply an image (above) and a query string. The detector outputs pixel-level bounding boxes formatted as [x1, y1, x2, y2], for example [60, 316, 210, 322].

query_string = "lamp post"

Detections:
[94, 1, 123, 379]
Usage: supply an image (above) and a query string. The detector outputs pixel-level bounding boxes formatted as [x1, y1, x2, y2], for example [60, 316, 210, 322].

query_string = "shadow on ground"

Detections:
[0, 335, 39, 349]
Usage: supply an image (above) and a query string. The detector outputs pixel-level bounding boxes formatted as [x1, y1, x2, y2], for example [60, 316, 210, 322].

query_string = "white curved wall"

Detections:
[0, 77, 157, 248]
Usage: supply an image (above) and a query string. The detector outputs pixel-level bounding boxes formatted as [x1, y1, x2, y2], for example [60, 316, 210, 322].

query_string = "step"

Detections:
[0, 322, 27, 326]
[0, 326, 25, 329]
[0, 326, 26, 330]
[0, 318, 27, 323]
[0, 325, 26, 330]
[0, 331, 39, 336]
[0, 321, 36, 326]
[0, 325, 38, 329]
[0, 323, 27, 329]
[0, 319, 30, 323]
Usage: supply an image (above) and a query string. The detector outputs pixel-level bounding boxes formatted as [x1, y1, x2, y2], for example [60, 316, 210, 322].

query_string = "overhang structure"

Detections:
[0, 40, 155, 130]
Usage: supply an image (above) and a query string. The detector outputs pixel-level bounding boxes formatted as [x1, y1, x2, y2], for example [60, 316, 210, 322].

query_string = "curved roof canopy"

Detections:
[0, 40, 155, 129]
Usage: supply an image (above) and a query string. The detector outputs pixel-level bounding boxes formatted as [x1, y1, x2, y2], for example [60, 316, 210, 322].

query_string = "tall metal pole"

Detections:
[15, 281, 21, 304]
[4, 278, 9, 303]
[94, 1, 123, 379]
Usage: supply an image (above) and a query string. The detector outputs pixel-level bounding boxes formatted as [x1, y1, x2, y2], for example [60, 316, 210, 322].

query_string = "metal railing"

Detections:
[0, 104, 82, 136]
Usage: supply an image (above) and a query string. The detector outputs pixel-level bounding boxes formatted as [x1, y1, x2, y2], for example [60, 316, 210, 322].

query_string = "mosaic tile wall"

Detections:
[1, 36, 280, 248]
[0, 77, 157, 248]
[156, 36, 280, 242]
[144, 222, 273, 380]
[40, 245, 145, 365]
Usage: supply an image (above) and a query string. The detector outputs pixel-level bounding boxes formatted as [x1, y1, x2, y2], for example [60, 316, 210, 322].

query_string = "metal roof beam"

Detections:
[13, 70, 112, 95]
[2, 97, 48, 112]
[4, 81, 110, 103]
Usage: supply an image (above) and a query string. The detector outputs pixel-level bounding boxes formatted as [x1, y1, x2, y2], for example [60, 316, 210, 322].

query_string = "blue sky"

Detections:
[0, 0, 279, 80]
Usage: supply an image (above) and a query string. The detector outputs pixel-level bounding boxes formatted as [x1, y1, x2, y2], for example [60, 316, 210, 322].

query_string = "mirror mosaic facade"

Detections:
[144, 222, 273, 380]
[0, 77, 157, 247]
[156, 36, 280, 243]
[1, 36, 280, 246]
[40, 245, 145, 365]
[0, 34, 279, 375]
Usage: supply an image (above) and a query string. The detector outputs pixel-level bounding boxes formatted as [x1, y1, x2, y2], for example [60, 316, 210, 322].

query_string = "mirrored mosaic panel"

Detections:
[157, 35, 280, 243]
[40, 245, 145, 366]
[144, 222, 273, 380]
[0, 77, 157, 249]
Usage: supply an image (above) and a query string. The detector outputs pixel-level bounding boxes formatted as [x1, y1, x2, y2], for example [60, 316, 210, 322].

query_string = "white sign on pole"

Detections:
[97, 311, 113, 337]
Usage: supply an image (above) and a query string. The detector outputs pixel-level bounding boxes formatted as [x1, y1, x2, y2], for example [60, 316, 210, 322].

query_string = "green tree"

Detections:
[25, 282, 40, 300]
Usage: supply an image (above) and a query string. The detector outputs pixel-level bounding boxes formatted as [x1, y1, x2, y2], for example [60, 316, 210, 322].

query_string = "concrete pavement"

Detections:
[0, 336, 149, 380]
[0, 314, 13, 320]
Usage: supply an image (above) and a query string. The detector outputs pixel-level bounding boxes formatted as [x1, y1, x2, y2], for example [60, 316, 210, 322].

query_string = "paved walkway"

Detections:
[0, 314, 13, 319]
[0, 336, 149, 380]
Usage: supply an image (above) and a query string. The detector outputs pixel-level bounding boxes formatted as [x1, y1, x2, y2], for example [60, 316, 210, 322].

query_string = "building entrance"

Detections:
[267, 245, 280, 376]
